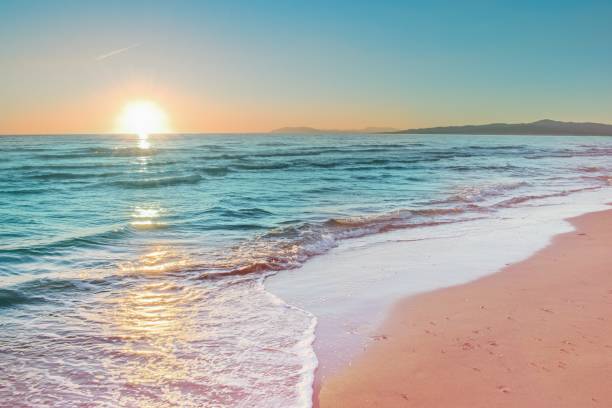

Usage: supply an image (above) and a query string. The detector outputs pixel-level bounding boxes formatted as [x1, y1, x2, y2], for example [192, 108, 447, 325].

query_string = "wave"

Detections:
[198, 181, 606, 282]
[493, 186, 600, 207]
[0, 276, 112, 308]
[0, 288, 43, 308]
[197, 217, 466, 280]
[432, 181, 530, 205]
[195, 151, 327, 161]
[575, 166, 612, 185]
[347, 165, 420, 172]
[524, 147, 612, 160]
[196, 206, 480, 280]
[0, 226, 130, 255]
[36, 147, 160, 160]
[220, 207, 274, 218]
[305, 186, 341, 194]
[81, 147, 160, 157]
[576, 166, 605, 173]
[342, 143, 419, 149]
[324, 207, 467, 230]
[7, 163, 127, 171]
[111, 174, 202, 189]
[28, 171, 123, 181]
[575, 147, 612, 157]
[0, 188, 57, 195]
[309, 161, 339, 169]
[467, 145, 525, 150]
[194, 145, 425, 162]
[199, 166, 232, 176]
[233, 163, 291, 170]
[445, 164, 520, 172]
[420, 151, 474, 160]
[298, 158, 425, 171]
[581, 175, 612, 185]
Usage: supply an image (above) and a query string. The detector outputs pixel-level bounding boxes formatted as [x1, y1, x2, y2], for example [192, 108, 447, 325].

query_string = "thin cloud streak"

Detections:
[94, 43, 141, 61]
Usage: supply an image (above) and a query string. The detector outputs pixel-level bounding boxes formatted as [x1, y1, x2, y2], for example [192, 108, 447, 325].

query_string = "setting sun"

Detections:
[117, 100, 169, 137]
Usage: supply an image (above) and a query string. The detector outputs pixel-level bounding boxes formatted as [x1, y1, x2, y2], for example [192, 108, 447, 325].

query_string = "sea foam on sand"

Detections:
[266, 186, 612, 385]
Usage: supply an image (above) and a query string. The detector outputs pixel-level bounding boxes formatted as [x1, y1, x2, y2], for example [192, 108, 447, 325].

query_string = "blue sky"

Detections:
[1, 0, 611, 133]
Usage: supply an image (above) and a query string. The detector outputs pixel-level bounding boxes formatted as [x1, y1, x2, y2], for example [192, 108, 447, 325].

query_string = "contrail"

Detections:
[95, 43, 141, 61]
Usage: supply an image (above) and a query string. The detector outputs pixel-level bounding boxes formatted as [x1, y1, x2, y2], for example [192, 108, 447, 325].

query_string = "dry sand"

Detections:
[318, 208, 612, 407]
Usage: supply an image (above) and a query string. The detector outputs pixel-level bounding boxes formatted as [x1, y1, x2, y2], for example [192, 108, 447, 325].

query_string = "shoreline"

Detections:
[316, 207, 612, 407]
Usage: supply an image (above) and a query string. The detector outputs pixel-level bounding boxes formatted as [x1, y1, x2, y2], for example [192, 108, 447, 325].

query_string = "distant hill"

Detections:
[390, 119, 612, 136]
[271, 126, 398, 134]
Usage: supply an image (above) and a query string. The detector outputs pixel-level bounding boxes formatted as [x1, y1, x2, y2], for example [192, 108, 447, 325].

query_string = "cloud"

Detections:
[94, 43, 141, 61]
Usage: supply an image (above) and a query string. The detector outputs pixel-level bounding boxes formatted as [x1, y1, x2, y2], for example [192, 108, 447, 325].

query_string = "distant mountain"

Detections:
[390, 119, 612, 136]
[271, 126, 398, 134]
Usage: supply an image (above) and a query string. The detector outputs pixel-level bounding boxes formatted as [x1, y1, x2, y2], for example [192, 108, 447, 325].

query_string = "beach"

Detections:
[317, 207, 612, 407]
[4, 1, 612, 406]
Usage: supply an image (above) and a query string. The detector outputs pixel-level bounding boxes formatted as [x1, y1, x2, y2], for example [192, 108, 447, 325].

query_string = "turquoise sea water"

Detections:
[1, 134, 611, 407]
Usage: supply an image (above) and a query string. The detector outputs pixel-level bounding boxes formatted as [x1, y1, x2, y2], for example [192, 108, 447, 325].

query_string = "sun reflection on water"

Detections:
[131, 206, 164, 228]
[102, 279, 202, 407]
[119, 246, 192, 275]
[138, 133, 151, 149]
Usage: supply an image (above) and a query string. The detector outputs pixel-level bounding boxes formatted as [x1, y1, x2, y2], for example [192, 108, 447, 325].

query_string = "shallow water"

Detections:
[1, 133, 611, 407]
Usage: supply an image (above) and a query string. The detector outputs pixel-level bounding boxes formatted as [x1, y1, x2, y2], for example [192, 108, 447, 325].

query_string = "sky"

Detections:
[1, 0, 611, 134]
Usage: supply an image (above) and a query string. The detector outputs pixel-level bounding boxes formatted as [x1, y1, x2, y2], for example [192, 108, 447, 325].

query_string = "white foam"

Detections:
[262, 282, 319, 408]
[266, 186, 612, 380]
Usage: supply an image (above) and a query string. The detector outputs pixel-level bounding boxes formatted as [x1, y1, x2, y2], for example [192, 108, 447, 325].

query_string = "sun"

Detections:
[117, 100, 169, 138]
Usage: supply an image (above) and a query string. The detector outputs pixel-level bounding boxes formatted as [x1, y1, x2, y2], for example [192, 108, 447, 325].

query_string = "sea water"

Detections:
[0, 134, 610, 407]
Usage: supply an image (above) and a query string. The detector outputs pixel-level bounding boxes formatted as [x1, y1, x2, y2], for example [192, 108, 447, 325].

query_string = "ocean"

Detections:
[1, 133, 611, 407]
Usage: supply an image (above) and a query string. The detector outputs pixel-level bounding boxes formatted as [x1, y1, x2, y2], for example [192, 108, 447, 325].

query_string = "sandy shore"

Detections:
[318, 208, 612, 407]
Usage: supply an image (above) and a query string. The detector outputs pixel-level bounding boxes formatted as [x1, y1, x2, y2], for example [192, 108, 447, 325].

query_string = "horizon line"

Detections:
[3, 118, 612, 137]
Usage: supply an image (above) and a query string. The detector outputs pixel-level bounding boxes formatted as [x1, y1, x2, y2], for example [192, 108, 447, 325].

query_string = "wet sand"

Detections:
[318, 208, 612, 407]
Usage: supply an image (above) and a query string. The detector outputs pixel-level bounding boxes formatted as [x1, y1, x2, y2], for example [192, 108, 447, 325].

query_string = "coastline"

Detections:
[317, 207, 612, 407]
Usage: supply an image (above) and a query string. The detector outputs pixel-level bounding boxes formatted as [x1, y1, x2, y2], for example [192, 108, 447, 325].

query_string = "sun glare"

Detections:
[117, 100, 169, 140]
